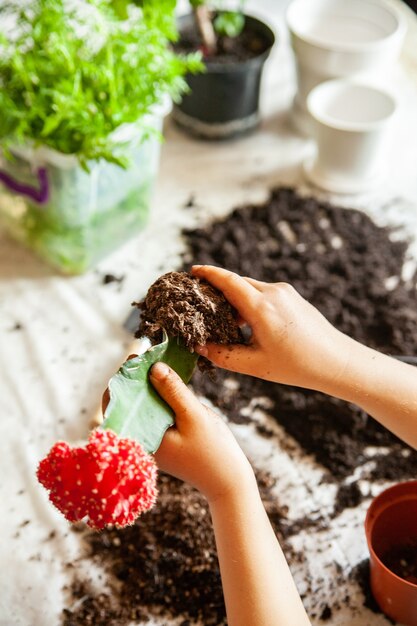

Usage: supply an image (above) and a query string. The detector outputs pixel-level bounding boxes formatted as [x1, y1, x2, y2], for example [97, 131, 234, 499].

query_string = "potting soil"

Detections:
[135, 271, 242, 349]
[177, 17, 270, 63]
[381, 539, 417, 583]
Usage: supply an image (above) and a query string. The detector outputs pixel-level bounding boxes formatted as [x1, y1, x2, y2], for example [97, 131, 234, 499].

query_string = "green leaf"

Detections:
[111, 0, 130, 19]
[41, 115, 62, 137]
[214, 11, 245, 38]
[102, 332, 198, 454]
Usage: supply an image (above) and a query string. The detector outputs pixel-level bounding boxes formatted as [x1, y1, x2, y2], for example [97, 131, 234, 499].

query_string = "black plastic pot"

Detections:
[173, 14, 275, 140]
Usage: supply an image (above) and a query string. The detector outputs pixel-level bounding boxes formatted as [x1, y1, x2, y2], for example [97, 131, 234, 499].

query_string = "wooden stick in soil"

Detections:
[194, 5, 217, 55]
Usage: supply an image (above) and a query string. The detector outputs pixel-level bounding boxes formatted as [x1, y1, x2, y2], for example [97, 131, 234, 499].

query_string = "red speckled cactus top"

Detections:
[37, 429, 158, 530]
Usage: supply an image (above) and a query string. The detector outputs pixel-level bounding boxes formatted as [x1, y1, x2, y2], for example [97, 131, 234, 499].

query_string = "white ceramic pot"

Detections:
[286, 0, 405, 132]
[305, 79, 397, 193]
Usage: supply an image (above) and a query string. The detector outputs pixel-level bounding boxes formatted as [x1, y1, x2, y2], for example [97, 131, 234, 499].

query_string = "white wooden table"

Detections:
[1, 1, 416, 624]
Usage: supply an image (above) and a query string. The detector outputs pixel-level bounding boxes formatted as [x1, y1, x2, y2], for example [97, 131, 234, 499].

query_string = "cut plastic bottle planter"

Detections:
[0, 104, 170, 274]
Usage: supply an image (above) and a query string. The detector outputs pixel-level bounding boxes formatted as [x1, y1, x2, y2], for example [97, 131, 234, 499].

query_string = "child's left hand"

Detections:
[150, 362, 256, 504]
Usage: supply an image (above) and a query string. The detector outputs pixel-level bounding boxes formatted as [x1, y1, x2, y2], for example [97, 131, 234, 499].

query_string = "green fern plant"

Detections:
[0, 0, 203, 167]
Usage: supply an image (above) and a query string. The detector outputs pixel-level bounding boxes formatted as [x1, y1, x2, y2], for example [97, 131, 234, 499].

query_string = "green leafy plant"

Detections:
[0, 0, 202, 167]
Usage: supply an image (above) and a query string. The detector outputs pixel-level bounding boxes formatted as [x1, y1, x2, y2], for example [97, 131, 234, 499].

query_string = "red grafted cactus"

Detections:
[37, 429, 158, 530]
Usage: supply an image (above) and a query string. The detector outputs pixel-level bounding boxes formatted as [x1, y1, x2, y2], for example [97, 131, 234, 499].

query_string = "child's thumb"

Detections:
[150, 362, 201, 427]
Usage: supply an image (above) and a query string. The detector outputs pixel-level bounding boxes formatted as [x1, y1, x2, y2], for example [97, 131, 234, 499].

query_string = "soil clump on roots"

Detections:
[134, 270, 242, 350]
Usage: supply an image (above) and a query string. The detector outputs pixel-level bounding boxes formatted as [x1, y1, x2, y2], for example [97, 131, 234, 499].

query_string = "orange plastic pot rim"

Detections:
[365, 480, 417, 589]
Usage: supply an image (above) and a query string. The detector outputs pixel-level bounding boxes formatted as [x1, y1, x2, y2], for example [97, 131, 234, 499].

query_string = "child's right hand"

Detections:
[192, 265, 352, 393]
[192, 265, 417, 451]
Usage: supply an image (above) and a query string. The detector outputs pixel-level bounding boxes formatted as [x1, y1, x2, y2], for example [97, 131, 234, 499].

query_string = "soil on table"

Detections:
[176, 15, 270, 63]
[350, 560, 385, 616]
[333, 482, 364, 516]
[381, 539, 417, 584]
[64, 188, 417, 624]
[134, 271, 242, 350]
[63, 472, 290, 626]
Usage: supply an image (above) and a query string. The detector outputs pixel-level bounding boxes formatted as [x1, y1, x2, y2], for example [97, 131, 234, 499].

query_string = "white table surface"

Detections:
[1, 1, 417, 625]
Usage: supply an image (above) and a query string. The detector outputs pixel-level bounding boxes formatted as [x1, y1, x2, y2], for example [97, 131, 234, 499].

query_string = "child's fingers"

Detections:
[191, 265, 261, 322]
[150, 362, 202, 429]
[195, 342, 257, 372]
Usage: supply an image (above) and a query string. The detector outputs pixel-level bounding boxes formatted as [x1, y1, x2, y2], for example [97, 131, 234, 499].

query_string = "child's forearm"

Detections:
[318, 334, 417, 449]
[209, 476, 311, 626]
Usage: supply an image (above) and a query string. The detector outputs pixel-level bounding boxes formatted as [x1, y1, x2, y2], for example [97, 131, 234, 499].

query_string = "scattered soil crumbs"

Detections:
[319, 604, 332, 621]
[184, 187, 417, 480]
[382, 539, 417, 584]
[333, 482, 364, 516]
[135, 271, 242, 349]
[102, 273, 124, 285]
[350, 559, 396, 622]
[63, 472, 290, 626]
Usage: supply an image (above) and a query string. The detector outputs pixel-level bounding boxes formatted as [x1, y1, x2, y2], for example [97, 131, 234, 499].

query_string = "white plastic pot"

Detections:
[286, 0, 405, 132]
[305, 79, 397, 193]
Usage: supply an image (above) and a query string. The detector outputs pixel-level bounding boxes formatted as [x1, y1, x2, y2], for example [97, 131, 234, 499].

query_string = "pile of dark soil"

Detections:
[350, 560, 382, 615]
[62, 472, 289, 626]
[134, 271, 242, 349]
[184, 187, 417, 480]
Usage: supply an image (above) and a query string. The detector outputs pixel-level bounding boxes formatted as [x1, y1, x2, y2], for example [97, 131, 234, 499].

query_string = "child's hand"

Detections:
[150, 362, 255, 504]
[192, 265, 351, 392]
